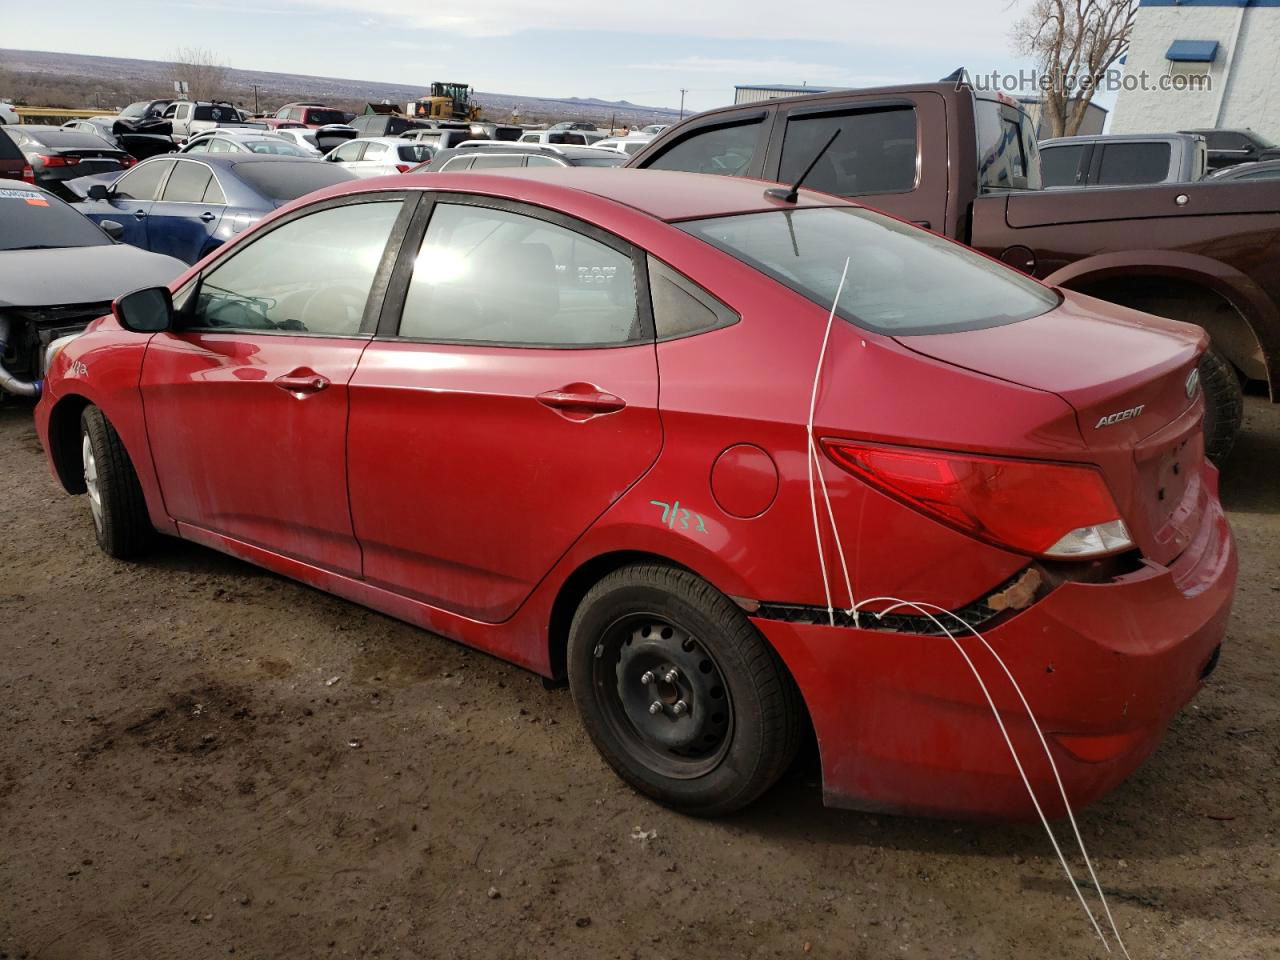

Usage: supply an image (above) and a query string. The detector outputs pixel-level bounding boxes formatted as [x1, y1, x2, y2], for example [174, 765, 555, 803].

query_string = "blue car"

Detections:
[67, 154, 357, 264]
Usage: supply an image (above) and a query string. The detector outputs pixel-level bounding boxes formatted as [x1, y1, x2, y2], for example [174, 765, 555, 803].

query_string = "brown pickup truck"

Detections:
[628, 82, 1280, 461]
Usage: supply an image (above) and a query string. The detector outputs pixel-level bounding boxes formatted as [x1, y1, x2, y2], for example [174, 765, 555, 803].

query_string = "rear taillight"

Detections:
[36, 154, 79, 167]
[822, 440, 1134, 559]
[120, 155, 136, 167]
[21, 164, 34, 183]
[394, 163, 411, 173]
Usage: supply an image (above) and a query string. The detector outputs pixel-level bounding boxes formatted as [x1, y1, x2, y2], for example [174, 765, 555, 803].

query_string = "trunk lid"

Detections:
[896, 290, 1209, 566]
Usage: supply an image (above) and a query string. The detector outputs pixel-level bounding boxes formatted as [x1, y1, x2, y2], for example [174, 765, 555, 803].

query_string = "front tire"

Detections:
[80, 406, 153, 559]
[568, 564, 802, 817]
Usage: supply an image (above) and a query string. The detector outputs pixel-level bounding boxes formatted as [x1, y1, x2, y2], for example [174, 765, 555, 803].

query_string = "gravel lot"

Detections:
[1, 396, 1276, 960]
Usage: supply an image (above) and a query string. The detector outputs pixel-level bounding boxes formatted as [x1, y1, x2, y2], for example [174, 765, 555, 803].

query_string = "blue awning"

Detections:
[1166, 40, 1219, 62]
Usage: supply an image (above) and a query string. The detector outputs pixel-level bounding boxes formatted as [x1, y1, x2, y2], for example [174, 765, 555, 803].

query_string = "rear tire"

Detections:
[567, 563, 802, 817]
[1199, 349, 1243, 465]
[80, 406, 153, 559]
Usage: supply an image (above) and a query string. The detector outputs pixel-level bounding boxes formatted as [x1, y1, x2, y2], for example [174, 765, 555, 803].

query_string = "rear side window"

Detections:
[363, 142, 388, 159]
[398, 203, 640, 346]
[648, 257, 738, 340]
[191, 200, 403, 335]
[680, 206, 1058, 336]
[644, 120, 762, 177]
[779, 107, 917, 197]
[113, 159, 174, 200]
[1040, 144, 1088, 187]
[469, 154, 524, 169]
[1095, 142, 1171, 185]
[525, 155, 562, 168]
[161, 161, 213, 202]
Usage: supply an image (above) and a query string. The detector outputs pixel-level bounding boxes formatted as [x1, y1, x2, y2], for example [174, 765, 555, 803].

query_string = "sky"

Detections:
[4, 0, 1074, 114]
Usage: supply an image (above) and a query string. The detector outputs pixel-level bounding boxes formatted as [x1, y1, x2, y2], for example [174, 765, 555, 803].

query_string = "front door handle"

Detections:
[199, 211, 216, 223]
[274, 373, 330, 396]
[133, 209, 147, 220]
[536, 384, 626, 419]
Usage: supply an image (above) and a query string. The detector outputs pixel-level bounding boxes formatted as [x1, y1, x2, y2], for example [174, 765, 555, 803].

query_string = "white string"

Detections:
[806, 256, 855, 625]
[804, 258, 1131, 956]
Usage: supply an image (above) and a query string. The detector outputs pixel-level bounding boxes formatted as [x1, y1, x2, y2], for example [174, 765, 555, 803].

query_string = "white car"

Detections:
[593, 137, 652, 157]
[266, 128, 324, 156]
[0, 102, 19, 125]
[324, 137, 435, 176]
[517, 129, 604, 147]
[181, 131, 312, 157]
[640, 124, 670, 136]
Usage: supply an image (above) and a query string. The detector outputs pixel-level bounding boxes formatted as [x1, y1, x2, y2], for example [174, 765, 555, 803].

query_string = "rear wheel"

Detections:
[1199, 349, 1243, 465]
[568, 563, 802, 816]
[80, 406, 153, 559]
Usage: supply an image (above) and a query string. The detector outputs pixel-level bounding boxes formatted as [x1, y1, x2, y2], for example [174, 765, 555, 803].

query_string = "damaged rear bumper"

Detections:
[756, 469, 1237, 821]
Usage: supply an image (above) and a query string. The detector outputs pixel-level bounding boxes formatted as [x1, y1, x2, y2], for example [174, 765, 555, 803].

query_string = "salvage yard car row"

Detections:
[0, 79, 1274, 821]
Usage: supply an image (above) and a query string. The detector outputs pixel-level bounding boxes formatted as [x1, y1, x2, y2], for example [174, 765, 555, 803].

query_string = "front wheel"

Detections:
[80, 406, 154, 559]
[568, 564, 802, 817]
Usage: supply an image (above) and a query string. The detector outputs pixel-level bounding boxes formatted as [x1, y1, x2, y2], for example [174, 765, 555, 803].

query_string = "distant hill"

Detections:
[0, 48, 686, 126]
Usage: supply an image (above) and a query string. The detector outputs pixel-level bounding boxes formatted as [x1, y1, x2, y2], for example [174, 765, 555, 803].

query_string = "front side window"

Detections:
[161, 161, 214, 202]
[1096, 142, 1171, 185]
[113, 159, 174, 200]
[185, 139, 210, 153]
[679, 206, 1058, 336]
[332, 141, 363, 162]
[190, 200, 403, 335]
[398, 202, 640, 346]
[779, 107, 917, 197]
[1039, 143, 1088, 187]
[363, 142, 388, 159]
[645, 120, 762, 177]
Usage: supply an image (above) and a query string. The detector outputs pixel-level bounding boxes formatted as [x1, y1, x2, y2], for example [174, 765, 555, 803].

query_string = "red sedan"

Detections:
[33, 170, 1236, 819]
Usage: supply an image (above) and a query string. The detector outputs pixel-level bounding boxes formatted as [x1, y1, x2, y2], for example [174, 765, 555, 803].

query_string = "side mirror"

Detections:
[1241, 143, 1256, 154]
[87, 183, 111, 201]
[99, 219, 124, 240]
[113, 286, 174, 333]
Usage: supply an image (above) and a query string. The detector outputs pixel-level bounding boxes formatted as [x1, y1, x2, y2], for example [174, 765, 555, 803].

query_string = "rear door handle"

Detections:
[274, 373, 330, 396]
[133, 210, 147, 220]
[199, 211, 216, 223]
[536, 385, 626, 417]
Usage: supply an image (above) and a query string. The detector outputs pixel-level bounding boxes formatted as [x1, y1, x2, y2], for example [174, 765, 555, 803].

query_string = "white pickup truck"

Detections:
[160, 101, 253, 143]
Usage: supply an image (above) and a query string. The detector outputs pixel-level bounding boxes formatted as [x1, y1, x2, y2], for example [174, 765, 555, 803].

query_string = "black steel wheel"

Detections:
[568, 563, 802, 816]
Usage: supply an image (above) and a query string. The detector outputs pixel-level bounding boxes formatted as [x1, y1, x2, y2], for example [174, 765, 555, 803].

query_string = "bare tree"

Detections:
[1012, 0, 1136, 137]
[172, 47, 229, 102]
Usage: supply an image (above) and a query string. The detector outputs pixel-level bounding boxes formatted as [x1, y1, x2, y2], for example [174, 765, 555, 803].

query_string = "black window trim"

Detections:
[174, 190, 421, 340]
[375, 191, 656, 349]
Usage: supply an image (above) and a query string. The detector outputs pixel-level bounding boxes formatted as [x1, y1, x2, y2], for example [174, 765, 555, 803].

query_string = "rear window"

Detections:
[397, 143, 433, 163]
[16, 129, 114, 150]
[1096, 142, 1171, 185]
[192, 105, 238, 122]
[234, 160, 354, 204]
[0, 187, 111, 250]
[305, 109, 348, 126]
[679, 207, 1058, 335]
[976, 99, 1041, 192]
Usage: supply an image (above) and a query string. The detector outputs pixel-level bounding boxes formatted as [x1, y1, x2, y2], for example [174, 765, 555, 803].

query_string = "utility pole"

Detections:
[679, 88, 688, 120]
[252, 84, 260, 115]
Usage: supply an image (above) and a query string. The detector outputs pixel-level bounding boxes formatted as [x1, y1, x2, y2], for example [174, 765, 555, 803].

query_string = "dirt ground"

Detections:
[0, 396, 1276, 960]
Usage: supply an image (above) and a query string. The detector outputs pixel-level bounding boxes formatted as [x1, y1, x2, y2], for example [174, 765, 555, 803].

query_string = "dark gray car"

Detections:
[0, 181, 184, 397]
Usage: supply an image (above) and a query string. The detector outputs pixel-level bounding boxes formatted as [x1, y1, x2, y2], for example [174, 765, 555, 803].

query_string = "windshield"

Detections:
[679, 206, 1059, 335]
[0, 187, 111, 251]
[235, 160, 354, 204]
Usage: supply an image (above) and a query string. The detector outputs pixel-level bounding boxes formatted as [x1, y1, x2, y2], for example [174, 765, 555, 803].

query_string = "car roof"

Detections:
[321, 168, 846, 223]
[452, 142, 617, 159]
[348, 137, 414, 146]
[1042, 132, 1203, 144]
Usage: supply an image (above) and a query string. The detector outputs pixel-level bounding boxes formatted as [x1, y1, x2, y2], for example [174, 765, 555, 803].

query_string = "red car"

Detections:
[267, 102, 349, 129]
[33, 170, 1236, 819]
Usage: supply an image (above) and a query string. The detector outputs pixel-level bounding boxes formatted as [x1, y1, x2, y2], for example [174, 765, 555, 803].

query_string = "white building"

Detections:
[1111, 0, 1280, 138]
[733, 84, 839, 105]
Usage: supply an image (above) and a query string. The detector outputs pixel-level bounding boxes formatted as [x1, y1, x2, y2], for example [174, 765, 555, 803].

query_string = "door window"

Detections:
[362, 142, 388, 159]
[161, 160, 214, 202]
[113, 159, 174, 200]
[1096, 142, 1171, 185]
[332, 141, 364, 162]
[398, 202, 640, 346]
[202, 175, 226, 204]
[207, 138, 236, 154]
[440, 155, 475, 171]
[644, 119, 762, 177]
[189, 200, 403, 336]
[779, 107, 917, 196]
[525, 155, 562, 167]
[1040, 143, 1088, 187]
[185, 139, 210, 153]
[469, 154, 524, 169]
